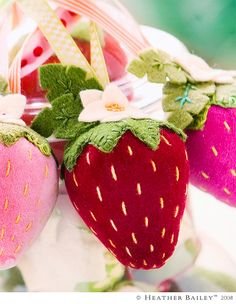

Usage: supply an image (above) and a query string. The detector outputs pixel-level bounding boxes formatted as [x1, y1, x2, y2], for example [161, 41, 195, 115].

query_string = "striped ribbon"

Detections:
[16, 0, 98, 79]
[53, 0, 150, 55]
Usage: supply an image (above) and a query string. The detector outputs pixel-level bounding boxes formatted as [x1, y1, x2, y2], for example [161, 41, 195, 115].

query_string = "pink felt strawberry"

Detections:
[61, 84, 189, 269]
[0, 92, 58, 270]
[129, 49, 236, 207]
[186, 106, 236, 207]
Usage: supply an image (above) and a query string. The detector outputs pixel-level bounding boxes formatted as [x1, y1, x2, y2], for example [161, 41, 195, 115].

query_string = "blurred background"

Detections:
[123, 0, 236, 69]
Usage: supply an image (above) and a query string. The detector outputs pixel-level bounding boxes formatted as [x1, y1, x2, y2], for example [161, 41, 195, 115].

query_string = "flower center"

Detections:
[105, 103, 125, 112]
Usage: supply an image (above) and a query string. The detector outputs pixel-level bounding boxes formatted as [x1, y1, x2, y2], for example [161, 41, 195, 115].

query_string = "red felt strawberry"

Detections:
[64, 129, 189, 269]
[0, 92, 58, 270]
[59, 84, 189, 269]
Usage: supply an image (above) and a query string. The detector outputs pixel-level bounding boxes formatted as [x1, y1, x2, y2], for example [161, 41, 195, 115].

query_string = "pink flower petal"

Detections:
[102, 83, 129, 106]
[79, 89, 103, 107]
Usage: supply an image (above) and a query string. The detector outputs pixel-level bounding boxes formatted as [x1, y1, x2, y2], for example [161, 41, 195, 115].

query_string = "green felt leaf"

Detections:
[32, 93, 97, 140]
[64, 118, 186, 171]
[0, 122, 52, 156]
[128, 49, 188, 85]
[39, 64, 102, 102]
[31, 108, 55, 138]
[168, 110, 193, 130]
[163, 82, 215, 130]
[212, 79, 236, 108]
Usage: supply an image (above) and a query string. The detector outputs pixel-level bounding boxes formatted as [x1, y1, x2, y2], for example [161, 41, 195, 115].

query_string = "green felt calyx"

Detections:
[0, 122, 52, 156]
[31, 64, 102, 138]
[64, 118, 186, 171]
[128, 49, 236, 131]
[128, 49, 190, 85]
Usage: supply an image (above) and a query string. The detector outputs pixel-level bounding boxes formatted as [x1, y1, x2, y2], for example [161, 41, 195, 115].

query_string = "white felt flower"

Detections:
[79, 84, 150, 123]
[0, 94, 26, 126]
[174, 53, 236, 84]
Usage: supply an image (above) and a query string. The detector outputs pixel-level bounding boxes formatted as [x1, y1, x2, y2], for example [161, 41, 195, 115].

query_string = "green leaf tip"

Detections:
[63, 118, 186, 171]
[39, 64, 103, 102]
[0, 122, 52, 157]
[128, 49, 189, 85]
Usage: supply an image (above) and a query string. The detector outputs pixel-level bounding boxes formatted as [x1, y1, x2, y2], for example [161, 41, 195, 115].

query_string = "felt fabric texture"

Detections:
[65, 129, 189, 269]
[0, 138, 58, 270]
[186, 106, 236, 207]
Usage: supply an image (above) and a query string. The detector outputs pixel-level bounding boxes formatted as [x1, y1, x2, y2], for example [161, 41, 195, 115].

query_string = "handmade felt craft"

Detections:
[32, 64, 189, 269]
[0, 87, 58, 270]
[129, 49, 236, 207]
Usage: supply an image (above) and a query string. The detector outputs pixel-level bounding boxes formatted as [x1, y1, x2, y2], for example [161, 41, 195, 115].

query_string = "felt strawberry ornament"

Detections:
[0, 79, 58, 270]
[31, 19, 189, 268]
[129, 49, 236, 207]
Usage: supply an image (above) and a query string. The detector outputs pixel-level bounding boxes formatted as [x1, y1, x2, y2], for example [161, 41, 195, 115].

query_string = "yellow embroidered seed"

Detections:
[144, 217, 149, 227]
[15, 214, 21, 224]
[44, 164, 49, 178]
[211, 146, 218, 157]
[0, 228, 5, 240]
[4, 197, 8, 210]
[0, 248, 3, 256]
[161, 228, 166, 238]
[151, 160, 157, 172]
[110, 219, 118, 232]
[14, 244, 21, 254]
[174, 205, 179, 218]
[224, 188, 231, 195]
[131, 232, 138, 244]
[109, 239, 116, 248]
[111, 165, 117, 181]
[90, 211, 97, 222]
[185, 150, 189, 161]
[28, 149, 32, 160]
[86, 152, 91, 165]
[160, 197, 164, 209]
[121, 201, 127, 216]
[90, 227, 97, 235]
[11, 235, 15, 241]
[150, 244, 154, 252]
[125, 246, 132, 257]
[171, 234, 175, 244]
[152, 264, 157, 269]
[127, 146, 133, 156]
[162, 253, 166, 259]
[109, 249, 117, 257]
[230, 169, 236, 177]
[201, 171, 209, 179]
[224, 121, 231, 132]
[6, 160, 11, 177]
[143, 260, 148, 266]
[137, 183, 142, 195]
[176, 166, 180, 182]
[130, 263, 136, 268]
[23, 183, 29, 197]
[161, 135, 171, 146]
[96, 186, 103, 202]
[25, 222, 33, 232]
[73, 172, 79, 187]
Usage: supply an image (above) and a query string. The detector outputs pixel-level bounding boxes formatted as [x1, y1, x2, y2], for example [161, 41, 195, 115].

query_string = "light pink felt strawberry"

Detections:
[0, 93, 58, 270]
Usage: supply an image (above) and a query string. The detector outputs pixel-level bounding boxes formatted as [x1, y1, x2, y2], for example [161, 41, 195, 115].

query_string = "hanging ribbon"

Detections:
[16, 0, 98, 79]
[90, 21, 109, 88]
[53, 0, 150, 55]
